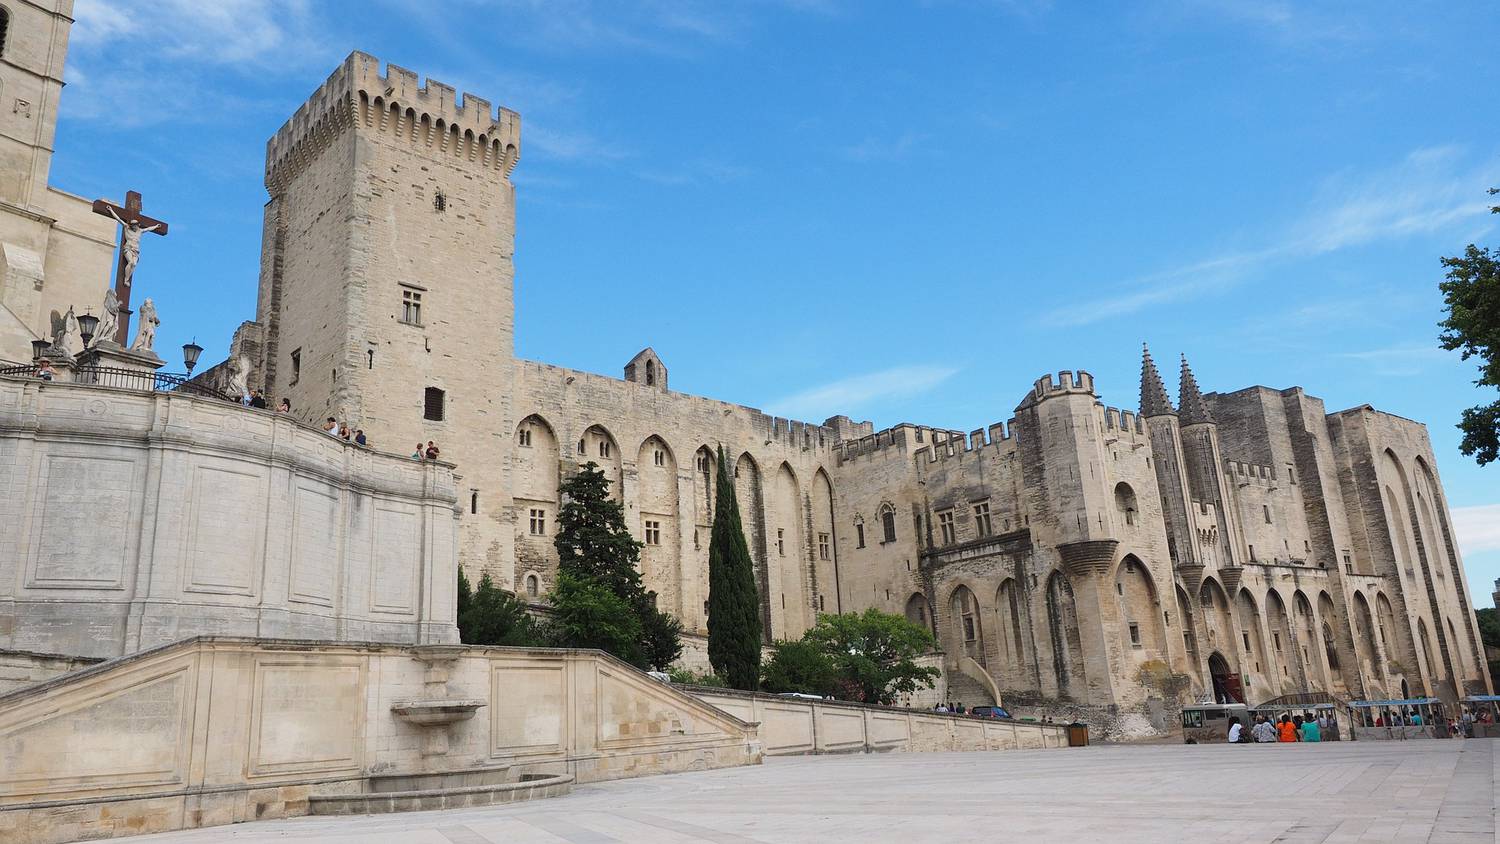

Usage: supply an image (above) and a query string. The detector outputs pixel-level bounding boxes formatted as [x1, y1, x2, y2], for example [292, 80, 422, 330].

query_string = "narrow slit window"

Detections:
[423, 387, 445, 421]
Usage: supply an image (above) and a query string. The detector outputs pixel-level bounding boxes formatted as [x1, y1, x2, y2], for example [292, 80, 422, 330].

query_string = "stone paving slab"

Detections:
[124, 740, 1497, 843]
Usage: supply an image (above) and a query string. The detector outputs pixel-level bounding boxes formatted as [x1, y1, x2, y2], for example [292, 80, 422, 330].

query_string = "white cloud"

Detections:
[1047, 146, 1500, 327]
[525, 124, 631, 162]
[73, 0, 317, 64]
[765, 365, 960, 420]
[1336, 344, 1450, 377]
[1452, 504, 1500, 556]
[842, 131, 926, 163]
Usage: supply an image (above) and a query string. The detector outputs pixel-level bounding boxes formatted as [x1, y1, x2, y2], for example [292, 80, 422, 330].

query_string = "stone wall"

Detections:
[0, 377, 461, 658]
[0, 637, 762, 844]
[0, 649, 101, 694]
[687, 686, 1068, 756]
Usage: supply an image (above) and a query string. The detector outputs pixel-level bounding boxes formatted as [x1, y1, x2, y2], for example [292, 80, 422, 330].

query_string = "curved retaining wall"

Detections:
[686, 686, 1070, 755]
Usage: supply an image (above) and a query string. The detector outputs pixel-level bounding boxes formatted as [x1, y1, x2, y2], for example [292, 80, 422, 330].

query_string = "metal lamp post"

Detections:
[182, 340, 203, 375]
[76, 312, 99, 348]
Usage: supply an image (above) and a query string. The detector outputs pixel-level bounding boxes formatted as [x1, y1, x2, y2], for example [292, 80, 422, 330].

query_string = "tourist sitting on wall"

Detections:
[35, 359, 55, 381]
[323, 417, 339, 437]
[1299, 717, 1320, 742]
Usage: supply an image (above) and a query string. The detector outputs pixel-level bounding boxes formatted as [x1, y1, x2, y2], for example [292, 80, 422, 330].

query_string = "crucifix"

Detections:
[92, 190, 169, 347]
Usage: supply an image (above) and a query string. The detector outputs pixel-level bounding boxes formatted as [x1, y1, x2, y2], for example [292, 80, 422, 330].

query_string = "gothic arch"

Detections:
[1382, 449, 1457, 692]
[905, 592, 929, 629]
[1417, 618, 1441, 687]
[995, 577, 1030, 677]
[949, 584, 986, 667]
[1045, 571, 1086, 699]
[1236, 588, 1269, 696]
[579, 424, 623, 499]
[1113, 555, 1165, 656]
[513, 414, 561, 586]
[1175, 584, 1200, 666]
[1266, 589, 1296, 691]
[1317, 590, 1355, 694]
[637, 435, 680, 616]
[734, 452, 769, 641]
[810, 468, 839, 615]
[1114, 482, 1139, 527]
[1198, 577, 1236, 669]
[770, 462, 809, 635]
[1351, 590, 1383, 679]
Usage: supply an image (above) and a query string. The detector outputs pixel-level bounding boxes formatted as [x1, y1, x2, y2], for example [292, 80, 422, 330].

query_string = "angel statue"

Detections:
[48, 307, 81, 357]
[130, 298, 159, 352]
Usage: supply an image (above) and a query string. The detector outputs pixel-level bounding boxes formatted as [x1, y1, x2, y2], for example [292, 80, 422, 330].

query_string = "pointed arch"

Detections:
[810, 468, 839, 615]
[578, 424, 623, 499]
[734, 452, 770, 642]
[1265, 588, 1295, 692]
[637, 435, 680, 616]
[513, 414, 562, 588]
[905, 592, 929, 628]
[994, 577, 1031, 687]
[1113, 555, 1165, 657]
[949, 584, 986, 667]
[770, 462, 809, 636]
[1236, 588, 1269, 696]
[1045, 570, 1086, 699]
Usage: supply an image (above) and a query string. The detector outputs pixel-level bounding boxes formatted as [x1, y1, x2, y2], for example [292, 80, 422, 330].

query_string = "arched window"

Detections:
[524, 573, 539, 598]
[880, 505, 896, 543]
[1114, 482, 1138, 527]
[0, 9, 10, 59]
[645, 360, 655, 386]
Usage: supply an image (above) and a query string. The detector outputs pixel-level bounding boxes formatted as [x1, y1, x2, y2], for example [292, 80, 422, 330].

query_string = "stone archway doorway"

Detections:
[1209, 651, 1243, 704]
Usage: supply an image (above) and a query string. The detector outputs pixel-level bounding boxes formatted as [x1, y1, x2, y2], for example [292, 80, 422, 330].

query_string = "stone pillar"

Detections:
[1059, 539, 1122, 708]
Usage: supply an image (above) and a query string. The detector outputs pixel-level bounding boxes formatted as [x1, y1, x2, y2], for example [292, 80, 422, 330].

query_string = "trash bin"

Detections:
[1067, 722, 1089, 747]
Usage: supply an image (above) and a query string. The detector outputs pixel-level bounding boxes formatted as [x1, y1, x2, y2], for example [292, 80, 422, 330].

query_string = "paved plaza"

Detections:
[129, 741, 1496, 844]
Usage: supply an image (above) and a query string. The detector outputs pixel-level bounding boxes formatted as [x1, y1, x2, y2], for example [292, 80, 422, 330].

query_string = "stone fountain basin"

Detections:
[390, 698, 487, 726]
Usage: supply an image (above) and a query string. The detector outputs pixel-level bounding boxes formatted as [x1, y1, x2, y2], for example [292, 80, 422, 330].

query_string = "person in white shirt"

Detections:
[1227, 716, 1244, 743]
[323, 417, 339, 437]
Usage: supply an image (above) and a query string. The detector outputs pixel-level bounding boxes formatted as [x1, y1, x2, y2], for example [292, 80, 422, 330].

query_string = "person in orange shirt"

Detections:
[1277, 714, 1299, 742]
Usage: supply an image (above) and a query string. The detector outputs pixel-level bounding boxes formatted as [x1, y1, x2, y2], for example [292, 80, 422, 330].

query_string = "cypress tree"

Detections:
[552, 462, 681, 670]
[707, 445, 762, 689]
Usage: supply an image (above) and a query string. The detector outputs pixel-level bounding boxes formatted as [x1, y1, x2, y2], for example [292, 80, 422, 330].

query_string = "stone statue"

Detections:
[226, 354, 250, 400]
[105, 205, 162, 295]
[95, 288, 120, 348]
[49, 307, 81, 357]
[130, 298, 159, 352]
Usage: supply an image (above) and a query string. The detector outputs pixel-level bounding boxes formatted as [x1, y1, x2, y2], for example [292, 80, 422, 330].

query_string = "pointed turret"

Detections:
[1178, 354, 1215, 427]
[1140, 343, 1175, 418]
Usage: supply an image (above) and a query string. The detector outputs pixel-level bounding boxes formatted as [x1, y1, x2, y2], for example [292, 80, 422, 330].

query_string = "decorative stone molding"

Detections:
[1218, 565, 1244, 596]
[1175, 562, 1206, 597]
[1057, 539, 1119, 578]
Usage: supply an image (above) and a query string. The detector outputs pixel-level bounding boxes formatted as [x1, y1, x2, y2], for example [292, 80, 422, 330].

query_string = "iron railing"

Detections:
[0, 363, 233, 402]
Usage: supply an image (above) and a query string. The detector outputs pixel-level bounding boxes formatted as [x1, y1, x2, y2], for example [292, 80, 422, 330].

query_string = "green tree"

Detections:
[803, 609, 940, 705]
[551, 462, 682, 670]
[1476, 607, 1500, 649]
[1439, 189, 1500, 464]
[706, 445, 763, 690]
[544, 574, 644, 666]
[456, 568, 538, 646]
[760, 638, 838, 697]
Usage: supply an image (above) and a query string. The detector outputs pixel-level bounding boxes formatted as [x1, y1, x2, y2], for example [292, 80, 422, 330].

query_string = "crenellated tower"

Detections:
[1140, 345, 1202, 592]
[254, 51, 522, 577]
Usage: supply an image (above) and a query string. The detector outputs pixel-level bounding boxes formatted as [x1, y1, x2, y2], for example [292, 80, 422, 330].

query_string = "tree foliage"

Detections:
[1477, 607, 1500, 650]
[760, 638, 839, 697]
[456, 568, 539, 646]
[549, 462, 682, 670]
[707, 446, 763, 690]
[762, 609, 940, 705]
[1439, 189, 1500, 465]
[544, 574, 643, 665]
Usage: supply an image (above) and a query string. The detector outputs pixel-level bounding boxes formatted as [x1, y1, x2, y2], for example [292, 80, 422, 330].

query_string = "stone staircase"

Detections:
[944, 670, 996, 709]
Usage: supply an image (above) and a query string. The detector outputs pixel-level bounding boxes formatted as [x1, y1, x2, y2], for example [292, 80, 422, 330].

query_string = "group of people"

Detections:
[412, 441, 441, 460]
[240, 389, 292, 414]
[1228, 713, 1329, 743]
[320, 417, 369, 446]
[933, 702, 967, 714]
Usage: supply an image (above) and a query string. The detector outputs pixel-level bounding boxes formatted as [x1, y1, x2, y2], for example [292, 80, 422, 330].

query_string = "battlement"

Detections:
[266, 51, 521, 191]
[1017, 370, 1096, 410]
[913, 419, 1018, 466]
[1225, 458, 1278, 487]
[767, 415, 837, 452]
[1098, 405, 1146, 436]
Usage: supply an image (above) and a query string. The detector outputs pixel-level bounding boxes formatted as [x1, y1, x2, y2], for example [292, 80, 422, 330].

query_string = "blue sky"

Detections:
[58, 1, 1499, 602]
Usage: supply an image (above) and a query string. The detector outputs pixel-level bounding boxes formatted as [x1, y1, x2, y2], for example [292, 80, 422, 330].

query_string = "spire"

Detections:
[1178, 353, 1215, 427]
[1140, 343, 1175, 418]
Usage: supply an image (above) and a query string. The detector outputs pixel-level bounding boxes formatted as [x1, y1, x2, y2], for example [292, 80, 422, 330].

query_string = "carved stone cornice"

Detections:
[1218, 565, 1244, 596]
[1057, 539, 1118, 578]
[1175, 562, 1206, 596]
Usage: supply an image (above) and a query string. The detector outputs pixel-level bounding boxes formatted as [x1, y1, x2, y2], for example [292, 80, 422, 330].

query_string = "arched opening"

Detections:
[1294, 591, 1320, 686]
[1418, 618, 1440, 685]
[579, 424, 623, 499]
[645, 360, 655, 386]
[1114, 482, 1138, 527]
[1352, 591, 1382, 678]
[904, 592, 928, 629]
[949, 585, 985, 667]
[995, 577, 1031, 680]
[1175, 584, 1200, 667]
[524, 573, 540, 599]
[1317, 591, 1355, 694]
[1045, 571, 1086, 698]
[811, 469, 839, 616]
[1208, 651, 1241, 703]
[880, 504, 897, 543]
[513, 415, 561, 585]
[734, 452, 770, 642]
[637, 436, 679, 618]
[1236, 589, 1268, 695]
[1114, 555, 1165, 658]
[771, 463, 809, 636]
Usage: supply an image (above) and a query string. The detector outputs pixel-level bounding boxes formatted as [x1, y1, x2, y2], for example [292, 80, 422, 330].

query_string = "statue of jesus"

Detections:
[105, 205, 162, 293]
